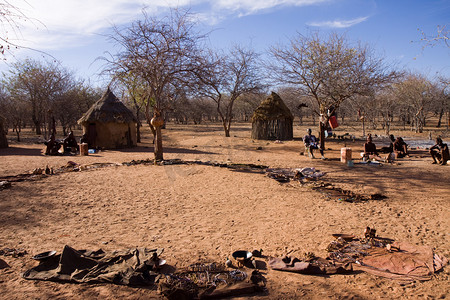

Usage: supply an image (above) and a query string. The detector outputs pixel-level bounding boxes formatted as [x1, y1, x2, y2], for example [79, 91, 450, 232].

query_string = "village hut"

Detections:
[78, 89, 137, 149]
[0, 116, 8, 148]
[251, 92, 293, 140]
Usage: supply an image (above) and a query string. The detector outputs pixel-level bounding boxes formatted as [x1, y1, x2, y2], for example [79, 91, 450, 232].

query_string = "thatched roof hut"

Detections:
[78, 88, 137, 149]
[0, 116, 8, 148]
[251, 92, 293, 140]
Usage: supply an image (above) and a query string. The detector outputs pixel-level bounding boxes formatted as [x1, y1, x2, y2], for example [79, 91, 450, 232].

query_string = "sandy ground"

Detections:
[0, 123, 449, 299]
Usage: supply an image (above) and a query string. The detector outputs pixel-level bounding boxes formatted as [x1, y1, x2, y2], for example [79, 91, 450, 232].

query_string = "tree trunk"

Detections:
[362, 118, 366, 137]
[437, 108, 443, 128]
[224, 127, 230, 137]
[0, 118, 8, 148]
[319, 121, 325, 151]
[222, 119, 230, 137]
[154, 126, 163, 161]
[16, 128, 20, 142]
[33, 120, 42, 135]
[136, 122, 141, 143]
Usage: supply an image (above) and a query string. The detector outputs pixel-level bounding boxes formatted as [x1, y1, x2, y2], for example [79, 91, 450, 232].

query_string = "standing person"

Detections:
[430, 137, 449, 165]
[303, 128, 325, 159]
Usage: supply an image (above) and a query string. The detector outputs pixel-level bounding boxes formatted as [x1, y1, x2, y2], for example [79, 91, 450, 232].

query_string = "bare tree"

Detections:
[277, 86, 314, 125]
[435, 76, 449, 129]
[196, 46, 263, 137]
[269, 31, 397, 149]
[393, 73, 437, 133]
[3, 58, 79, 137]
[0, 0, 51, 59]
[53, 81, 100, 135]
[103, 9, 206, 161]
[114, 73, 148, 143]
[419, 25, 449, 49]
[0, 0, 29, 55]
[0, 89, 29, 141]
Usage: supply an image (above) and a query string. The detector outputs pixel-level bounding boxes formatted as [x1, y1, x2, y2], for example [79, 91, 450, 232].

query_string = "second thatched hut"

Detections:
[251, 92, 293, 140]
[78, 88, 137, 149]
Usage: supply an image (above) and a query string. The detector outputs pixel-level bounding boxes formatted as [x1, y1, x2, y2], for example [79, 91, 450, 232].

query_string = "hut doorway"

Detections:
[88, 123, 97, 147]
[126, 125, 132, 147]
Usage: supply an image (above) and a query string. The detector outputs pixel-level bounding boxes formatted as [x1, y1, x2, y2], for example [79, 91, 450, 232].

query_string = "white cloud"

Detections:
[213, 0, 328, 15]
[307, 16, 369, 28]
[4, 0, 329, 51]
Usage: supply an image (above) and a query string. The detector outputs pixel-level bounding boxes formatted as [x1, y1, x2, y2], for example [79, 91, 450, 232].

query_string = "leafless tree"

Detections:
[0, 85, 29, 141]
[233, 92, 265, 122]
[0, 0, 51, 59]
[53, 81, 100, 136]
[419, 25, 449, 49]
[435, 76, 449, 129]
[195, 46, 263, 137]
[277, 86, 314, 125]
[114, 73, 148, 143]
[3, 58, 90, 138]
[269, 31, 398, 149]
[393, 73, 437, 133]
[3, 59, 73, 137]
[103, 9, 206, 161]
[0, 0, 28, 55]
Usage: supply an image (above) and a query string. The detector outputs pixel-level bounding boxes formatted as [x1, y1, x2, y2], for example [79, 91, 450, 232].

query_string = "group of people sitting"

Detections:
[303, 128, 448, 165]
[364, 134, 448, 165]
[45, 131, 88, 156]
[363, 134, 409, 162]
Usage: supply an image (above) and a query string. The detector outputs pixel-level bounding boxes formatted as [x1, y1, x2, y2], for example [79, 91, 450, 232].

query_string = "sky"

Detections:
[2, 0, 449, 87]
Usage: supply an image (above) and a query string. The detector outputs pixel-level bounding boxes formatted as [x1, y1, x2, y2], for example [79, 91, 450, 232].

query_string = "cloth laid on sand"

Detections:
[268, 256, 352, 275]
[269, 233, 448, 283]
[158, 262, 266, 299]
[266, 167, 325, 183]
[23, 245, 164, 286]
[354, 242, 448, 282]
[327, 237, 448, 282]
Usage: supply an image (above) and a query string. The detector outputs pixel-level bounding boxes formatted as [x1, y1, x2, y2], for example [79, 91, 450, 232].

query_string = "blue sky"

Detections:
[2, 0, 449, 86]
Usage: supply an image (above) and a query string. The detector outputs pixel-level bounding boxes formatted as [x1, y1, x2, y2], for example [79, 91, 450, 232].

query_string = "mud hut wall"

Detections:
[251, 118, 293, 140]
[82, 122, 137, 149]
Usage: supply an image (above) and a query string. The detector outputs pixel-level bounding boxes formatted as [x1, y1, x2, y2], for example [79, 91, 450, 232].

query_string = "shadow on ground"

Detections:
[0, 146, 43, 157]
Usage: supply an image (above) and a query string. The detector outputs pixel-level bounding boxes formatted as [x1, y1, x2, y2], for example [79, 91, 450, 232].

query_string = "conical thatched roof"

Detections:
[78, 88, 136, 124]
[252, 92, 293, 121]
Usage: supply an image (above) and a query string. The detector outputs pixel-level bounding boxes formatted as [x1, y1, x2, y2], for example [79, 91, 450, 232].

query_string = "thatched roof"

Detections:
[78, 89, 137, 124]
[252, 92, 293, 121]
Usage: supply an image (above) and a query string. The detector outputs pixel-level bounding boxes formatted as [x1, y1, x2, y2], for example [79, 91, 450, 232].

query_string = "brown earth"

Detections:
[0, 123, 449, 299]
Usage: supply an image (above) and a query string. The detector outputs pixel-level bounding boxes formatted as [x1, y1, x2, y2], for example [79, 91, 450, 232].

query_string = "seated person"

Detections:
[393, 137, 408, 158]
[303, 128, 324, 159]
[430, 137, 449, 165]
[63, 131, 79, 153]
[363, 135, 383, 161]
[380, 134, 395, 153]
[44, 133, 61, 155]
[80, 133, 88, 145]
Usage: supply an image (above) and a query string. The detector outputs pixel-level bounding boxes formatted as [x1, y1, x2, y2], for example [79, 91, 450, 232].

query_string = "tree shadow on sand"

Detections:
[0, 146, 43, 156]
[116, 146, 217, 155]
[0, 185, 53, 228]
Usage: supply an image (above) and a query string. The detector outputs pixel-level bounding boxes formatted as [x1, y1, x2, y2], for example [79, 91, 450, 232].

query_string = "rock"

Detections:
[0, 181, 11, 190]
[0, 258, 10, 269]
